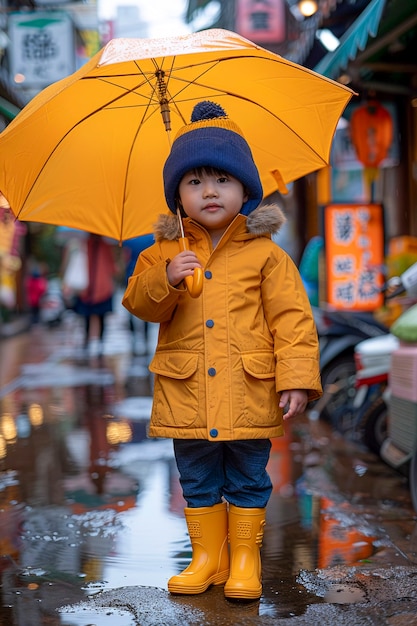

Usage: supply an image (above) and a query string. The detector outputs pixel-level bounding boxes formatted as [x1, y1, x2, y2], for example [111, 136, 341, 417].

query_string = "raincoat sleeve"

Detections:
[122, 244, 185, 323]
[262, 251, 322, 402]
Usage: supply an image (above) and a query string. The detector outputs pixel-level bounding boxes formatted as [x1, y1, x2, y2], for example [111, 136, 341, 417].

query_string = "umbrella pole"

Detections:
[177, 207, 185, 239]
[157, 70, 172, 136]
[160, 75, 200, 298]
[176, 208, 203, 298]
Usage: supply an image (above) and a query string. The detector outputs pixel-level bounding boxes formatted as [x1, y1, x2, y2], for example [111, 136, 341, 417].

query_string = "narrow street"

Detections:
[0, 300, 417, 625]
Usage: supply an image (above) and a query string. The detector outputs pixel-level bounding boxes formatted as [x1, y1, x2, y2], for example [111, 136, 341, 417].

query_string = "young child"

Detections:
[122, 101, 322, 600]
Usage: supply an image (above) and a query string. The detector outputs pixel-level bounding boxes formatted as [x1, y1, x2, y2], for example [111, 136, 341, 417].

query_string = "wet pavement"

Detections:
[1, 298, 417, 625]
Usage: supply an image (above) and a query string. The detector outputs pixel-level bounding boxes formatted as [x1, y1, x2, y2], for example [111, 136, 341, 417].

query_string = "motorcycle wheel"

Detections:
[360, 397, 388, 456]
[410, 450, 417, 514]
[319, 353, 357, 423]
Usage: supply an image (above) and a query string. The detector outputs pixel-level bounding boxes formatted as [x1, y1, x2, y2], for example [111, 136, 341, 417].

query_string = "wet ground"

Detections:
[1, 299, 417, 625]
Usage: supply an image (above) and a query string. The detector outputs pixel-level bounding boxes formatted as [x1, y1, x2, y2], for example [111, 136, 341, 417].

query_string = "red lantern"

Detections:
[350, 101, 393, 168]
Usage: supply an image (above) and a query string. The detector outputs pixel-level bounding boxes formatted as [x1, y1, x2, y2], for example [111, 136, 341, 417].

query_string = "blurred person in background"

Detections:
[72, 233, 117, 357]
[25, 263, 48, 324]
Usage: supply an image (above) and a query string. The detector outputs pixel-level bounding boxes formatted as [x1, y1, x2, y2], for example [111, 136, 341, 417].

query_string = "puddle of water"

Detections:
[1, 327, 413, 624]
[59, 605, 136, 626]
[324, 583, 367, 604]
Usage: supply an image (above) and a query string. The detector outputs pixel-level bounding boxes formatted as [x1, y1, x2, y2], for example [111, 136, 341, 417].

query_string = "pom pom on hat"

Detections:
[190, 101, 227, 122]
[163, 100, 263, 215]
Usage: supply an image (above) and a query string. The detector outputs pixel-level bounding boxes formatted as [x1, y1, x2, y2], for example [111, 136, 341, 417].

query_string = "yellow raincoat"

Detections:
[123, 204, 322, 441]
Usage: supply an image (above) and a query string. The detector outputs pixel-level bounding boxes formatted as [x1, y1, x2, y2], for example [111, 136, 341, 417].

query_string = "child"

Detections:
[122, 101, 322, 600]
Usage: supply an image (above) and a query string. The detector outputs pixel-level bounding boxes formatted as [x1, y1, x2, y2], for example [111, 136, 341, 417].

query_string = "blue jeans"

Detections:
[173, 439, 272, 508]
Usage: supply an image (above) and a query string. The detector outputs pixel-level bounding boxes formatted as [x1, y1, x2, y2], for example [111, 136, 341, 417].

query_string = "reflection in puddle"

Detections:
[298, 569, 368, 605]
[318, 496, 376, 568]
[324, 583, 367, 604]
[59, 606, 136, 625]
[0, 344, 404, 623]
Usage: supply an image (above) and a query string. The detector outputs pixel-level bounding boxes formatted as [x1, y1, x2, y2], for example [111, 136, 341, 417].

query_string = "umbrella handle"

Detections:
[179, 237, 203, 298]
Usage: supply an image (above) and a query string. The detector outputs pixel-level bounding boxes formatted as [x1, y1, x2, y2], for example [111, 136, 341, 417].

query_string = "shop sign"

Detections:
[9, 12, 75, 89]
[324, 203, 384, 311]
[236, 0, 285, 43]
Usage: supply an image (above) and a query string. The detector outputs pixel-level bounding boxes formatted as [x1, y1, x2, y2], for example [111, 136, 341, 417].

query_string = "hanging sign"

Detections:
[9, 12, 74, 88]
[324, 203, 384, 311]
[236, 0, 285, 43]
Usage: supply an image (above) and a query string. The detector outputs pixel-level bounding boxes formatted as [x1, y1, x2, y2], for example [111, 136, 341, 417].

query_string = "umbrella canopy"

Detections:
[0, 29, 354, 242]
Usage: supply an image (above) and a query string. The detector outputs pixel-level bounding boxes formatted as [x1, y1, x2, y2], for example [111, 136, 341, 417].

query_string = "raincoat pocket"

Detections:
[149, 351, 200, 428]
[240, 352, 280, 427]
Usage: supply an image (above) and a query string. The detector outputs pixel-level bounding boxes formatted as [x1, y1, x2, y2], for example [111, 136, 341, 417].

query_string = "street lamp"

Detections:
[298, 1, 318, 17]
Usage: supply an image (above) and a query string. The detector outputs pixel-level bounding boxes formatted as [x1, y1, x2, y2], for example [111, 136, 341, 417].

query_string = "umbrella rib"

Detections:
[18, 68, 173, 235]
[119, 71, 165, 241]
[18, 71, 170, 224]
[181, 79, 327, 158]
[158, 58, 328, 161]
[137, 55, 330, 161]
[82, 54, 342, 162]
[83, 74, 161, 108]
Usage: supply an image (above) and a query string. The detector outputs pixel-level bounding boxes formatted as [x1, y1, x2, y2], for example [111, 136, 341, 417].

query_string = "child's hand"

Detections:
[167, 251, 202, 288]
[279, 389, 308, 419]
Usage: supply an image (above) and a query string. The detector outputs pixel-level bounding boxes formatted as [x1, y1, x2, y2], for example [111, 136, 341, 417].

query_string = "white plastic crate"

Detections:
[390, 345, 417, 402]
[388, 395, 417, 454]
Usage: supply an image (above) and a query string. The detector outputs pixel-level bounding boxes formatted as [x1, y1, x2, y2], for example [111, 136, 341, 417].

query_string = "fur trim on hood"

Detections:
[153, 203, 286, 242]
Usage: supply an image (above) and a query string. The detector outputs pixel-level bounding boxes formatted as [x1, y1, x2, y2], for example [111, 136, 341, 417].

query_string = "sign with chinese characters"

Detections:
[9, 12, 74, 89]
[324, 203, 384, 311]
[236, 0, 285, 43]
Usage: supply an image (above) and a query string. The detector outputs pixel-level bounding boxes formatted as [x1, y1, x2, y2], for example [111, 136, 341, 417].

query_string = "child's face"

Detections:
[178, 168, 248, 237]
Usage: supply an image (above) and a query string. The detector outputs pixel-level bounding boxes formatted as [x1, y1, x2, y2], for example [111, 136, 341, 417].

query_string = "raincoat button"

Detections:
[210, 428, 218, 438]
[204, 270, 212, 279]
[208, 367, 216, 376]
[206, 319, 214, 328]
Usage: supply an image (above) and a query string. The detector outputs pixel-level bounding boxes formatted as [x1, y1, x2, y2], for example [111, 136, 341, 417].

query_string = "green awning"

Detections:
[0, 95, 21, 120]
[314, 0, 387, 80]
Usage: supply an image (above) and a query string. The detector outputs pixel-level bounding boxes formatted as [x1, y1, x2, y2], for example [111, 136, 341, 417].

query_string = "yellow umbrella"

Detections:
[0, 28, 354, 242]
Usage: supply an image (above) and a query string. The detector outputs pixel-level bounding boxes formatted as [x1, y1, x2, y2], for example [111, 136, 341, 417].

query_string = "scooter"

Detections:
[317, 262, 417, 431]
[360, 262, 417, 511]
[313, 306, 388, 422]
[332, 262, 417, 454]
[346, 332, 398, 453]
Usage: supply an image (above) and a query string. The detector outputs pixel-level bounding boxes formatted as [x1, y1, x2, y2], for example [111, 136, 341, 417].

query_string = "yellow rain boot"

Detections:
[168, 502, 229, 594]
[224, 505, 266, 600]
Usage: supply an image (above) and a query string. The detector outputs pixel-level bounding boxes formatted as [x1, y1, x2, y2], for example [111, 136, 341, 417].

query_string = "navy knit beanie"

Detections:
[163, 101, 263, 216]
